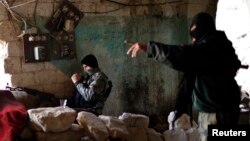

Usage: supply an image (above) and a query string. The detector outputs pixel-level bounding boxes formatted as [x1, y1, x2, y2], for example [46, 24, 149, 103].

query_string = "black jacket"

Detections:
[147, 31, 241, 113]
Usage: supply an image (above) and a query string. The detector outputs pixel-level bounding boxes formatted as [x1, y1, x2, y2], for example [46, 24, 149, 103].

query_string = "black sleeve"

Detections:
[147, 41, 234, 74]
[147, 41, 194, 72]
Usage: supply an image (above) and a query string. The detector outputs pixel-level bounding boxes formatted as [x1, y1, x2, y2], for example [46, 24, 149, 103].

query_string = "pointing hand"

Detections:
[124, 40, 147, 58]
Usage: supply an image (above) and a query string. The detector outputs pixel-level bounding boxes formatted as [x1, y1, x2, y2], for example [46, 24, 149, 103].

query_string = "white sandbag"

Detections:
[174, 114, 198, 130]
[166, 111, 200, 141]
[35, 124, 88, 141]
[127, 127, 148, 141]
[167, 111, 198, 130]
[77, 111, 109, 141]
[99, 115, 129, 139]
[186, 128, 200, 141]
[28, 107, 77, 132]
[118, 112, 149, 128]
[163, 129, 188, 141]
[145, 128, 163, 141]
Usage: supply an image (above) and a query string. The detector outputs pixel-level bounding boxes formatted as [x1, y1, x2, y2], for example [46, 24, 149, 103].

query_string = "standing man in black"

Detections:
[125, 12, 242, 141]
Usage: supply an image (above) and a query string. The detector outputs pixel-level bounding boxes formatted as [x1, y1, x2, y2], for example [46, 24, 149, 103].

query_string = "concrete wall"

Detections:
[0, 0, 217, 117]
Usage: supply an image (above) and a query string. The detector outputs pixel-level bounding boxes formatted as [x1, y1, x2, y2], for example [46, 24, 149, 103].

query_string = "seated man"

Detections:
[67, 54, 112, 115]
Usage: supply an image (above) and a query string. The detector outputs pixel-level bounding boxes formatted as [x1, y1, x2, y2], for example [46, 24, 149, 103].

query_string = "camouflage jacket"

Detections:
[74, 68, 109, 115]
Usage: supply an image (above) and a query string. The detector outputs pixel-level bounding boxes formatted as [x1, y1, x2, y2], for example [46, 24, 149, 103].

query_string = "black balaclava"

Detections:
[190, 12, 216, 42]
[81, 54, 99, 68]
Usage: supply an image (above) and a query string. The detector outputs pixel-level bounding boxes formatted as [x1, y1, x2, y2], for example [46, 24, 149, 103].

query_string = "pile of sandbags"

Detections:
[22, 106, 199, 141]
[164, 111, 200, 141]
[25, 107, 163, 141]
[77, 112, 163, 141]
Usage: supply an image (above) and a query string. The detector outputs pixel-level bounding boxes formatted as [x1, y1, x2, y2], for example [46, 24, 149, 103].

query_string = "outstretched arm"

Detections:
[124, 40, 185, 71]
